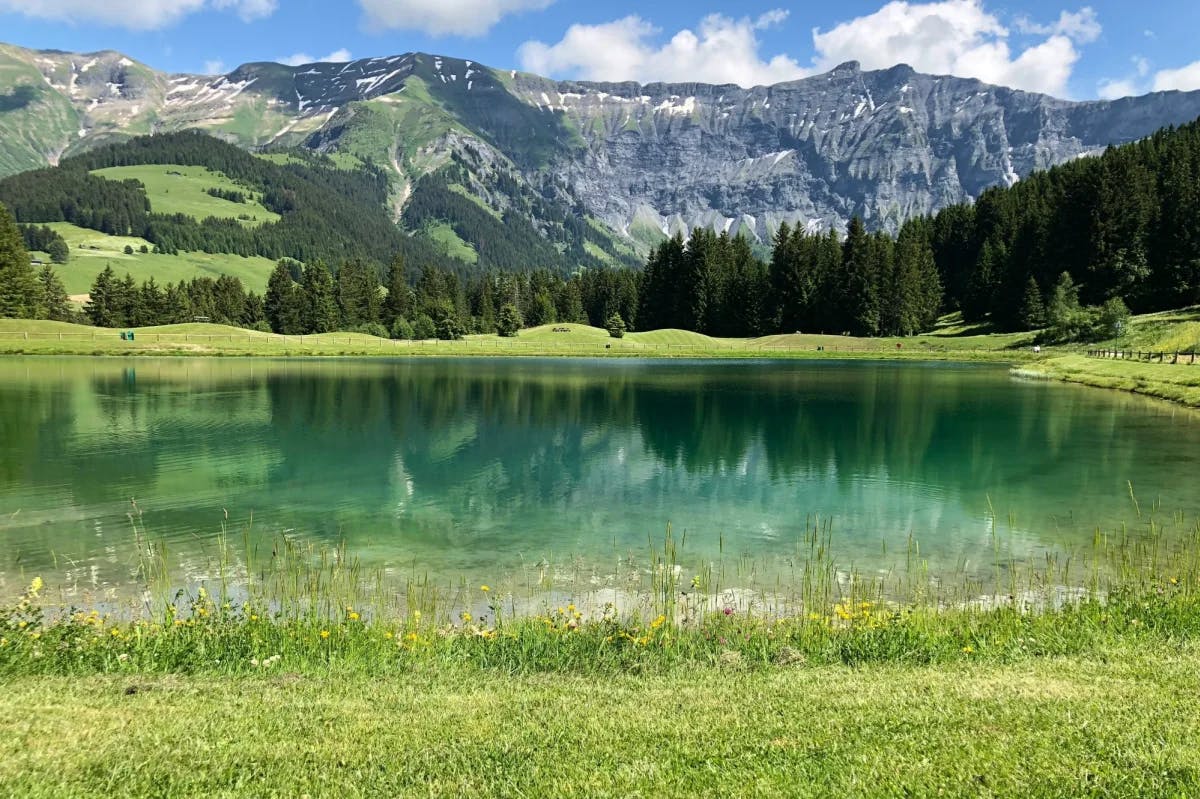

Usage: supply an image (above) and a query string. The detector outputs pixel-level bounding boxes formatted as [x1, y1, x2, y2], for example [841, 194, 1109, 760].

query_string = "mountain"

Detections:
[3, 42, 1200, 260]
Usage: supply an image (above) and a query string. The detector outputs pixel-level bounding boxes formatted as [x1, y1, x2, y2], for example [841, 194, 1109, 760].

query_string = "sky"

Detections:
[0, 0, 1197, 99]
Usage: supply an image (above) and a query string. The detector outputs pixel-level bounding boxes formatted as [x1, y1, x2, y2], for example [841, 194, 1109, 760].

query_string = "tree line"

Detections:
[928, 116, 1200, 332]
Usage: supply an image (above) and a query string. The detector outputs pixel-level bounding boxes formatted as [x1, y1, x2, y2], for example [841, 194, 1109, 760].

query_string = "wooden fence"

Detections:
[1088, 349, 1199, 364]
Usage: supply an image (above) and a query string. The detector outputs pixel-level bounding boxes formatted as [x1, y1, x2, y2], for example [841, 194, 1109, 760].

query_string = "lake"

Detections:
[1, 356, 1198, 597]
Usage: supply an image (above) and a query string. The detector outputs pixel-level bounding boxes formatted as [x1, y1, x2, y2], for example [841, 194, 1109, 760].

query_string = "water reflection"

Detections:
[1, 357, 1197, 587]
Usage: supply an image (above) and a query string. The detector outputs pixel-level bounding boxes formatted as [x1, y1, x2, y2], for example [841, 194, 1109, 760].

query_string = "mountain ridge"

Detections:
[2, 41, 1200, 253]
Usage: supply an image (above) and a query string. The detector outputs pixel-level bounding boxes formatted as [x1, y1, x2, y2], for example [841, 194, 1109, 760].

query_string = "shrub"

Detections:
[606, 313, 626, 339]
[353, 322, 390, 339]
[412, 314, 436, 341]
[390, 317, 414, 341]
[436, 314, 465, 341]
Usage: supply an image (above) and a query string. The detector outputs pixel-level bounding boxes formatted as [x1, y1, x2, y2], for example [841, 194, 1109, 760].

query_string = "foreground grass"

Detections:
[2, 644, 1198, 797]
[3, 515, 1199, 796]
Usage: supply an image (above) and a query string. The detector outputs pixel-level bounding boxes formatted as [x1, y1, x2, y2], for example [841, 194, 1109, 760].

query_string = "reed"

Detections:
[3, 508, 1200, 677]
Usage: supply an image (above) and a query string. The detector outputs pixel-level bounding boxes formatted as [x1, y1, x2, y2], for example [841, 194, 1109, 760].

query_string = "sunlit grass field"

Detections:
[0, 318, 1038, 360]
[38, 222, 277, 295]
[90, 164, 280, 226]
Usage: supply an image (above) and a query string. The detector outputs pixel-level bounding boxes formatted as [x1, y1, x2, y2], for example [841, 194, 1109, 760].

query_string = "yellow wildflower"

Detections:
[29, 576, 43, 596]
[405, 632, 419, 642]
[480, 585, 491, 593]
[348, 612, 361, 622]
[320, 630, 331, 639]
[962, 646, 974, 655]
[650, 614, 667, 630]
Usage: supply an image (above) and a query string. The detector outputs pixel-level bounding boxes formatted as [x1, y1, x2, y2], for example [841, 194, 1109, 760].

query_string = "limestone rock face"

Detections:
[3, 44, 1199, 246]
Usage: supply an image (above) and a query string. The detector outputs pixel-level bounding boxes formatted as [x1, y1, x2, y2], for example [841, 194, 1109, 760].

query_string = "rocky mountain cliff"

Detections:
[2, 42, 1199, 254]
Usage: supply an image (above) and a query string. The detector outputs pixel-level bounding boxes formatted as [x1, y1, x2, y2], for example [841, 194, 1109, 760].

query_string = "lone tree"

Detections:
[497, 303, 522, 337]
[606, 312, 626, 339]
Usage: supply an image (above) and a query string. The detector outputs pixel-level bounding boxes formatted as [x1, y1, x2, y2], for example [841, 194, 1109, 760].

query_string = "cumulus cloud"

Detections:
[1098, 55, 1200, 99]
[518, 11, 809, 87]
[1013, 7, 1101, 43]
[357, 0, 554, 37]
[212, 0, 276, 22]
[519, 2, 1103, 96]
[278, 49, 354, 67]
[1153, 61, 1200, 93]
[0, 0, 274, 29]
[809, 0, 1097, 96]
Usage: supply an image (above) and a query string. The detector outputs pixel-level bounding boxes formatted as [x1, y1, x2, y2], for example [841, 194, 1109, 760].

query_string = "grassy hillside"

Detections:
[91, 164, 281, 226]
[0, 48, 78, 177]
[42, 222, 277, 295]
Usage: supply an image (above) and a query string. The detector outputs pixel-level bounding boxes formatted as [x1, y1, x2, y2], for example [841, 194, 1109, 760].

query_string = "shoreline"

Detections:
[4, 320, 1196, 410]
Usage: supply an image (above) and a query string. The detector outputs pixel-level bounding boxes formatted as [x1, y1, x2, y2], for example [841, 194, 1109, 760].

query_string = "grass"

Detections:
[1022, 355, 1200, 407]
[40, 222, 278, 296]
[0, 319, 1039, 360]
[424, 220, 479, 263]
[1018, 306, 1200, 407]
[3, 647, 1199, 797]
[3, 506, 1200, 796]
[90, 164, 281, 227]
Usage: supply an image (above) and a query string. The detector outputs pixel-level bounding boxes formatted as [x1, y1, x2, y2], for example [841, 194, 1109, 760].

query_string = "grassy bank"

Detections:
[3, 511, 1200, 795]
[0, 318, 1034, 360]
[4, 644, 1200, 797]
[1021, 354, 1200, 408]
[1012, 306, 1200, 407]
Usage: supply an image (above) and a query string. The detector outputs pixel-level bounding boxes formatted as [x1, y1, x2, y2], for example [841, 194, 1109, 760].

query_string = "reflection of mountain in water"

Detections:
[1, 358, 1198, 580]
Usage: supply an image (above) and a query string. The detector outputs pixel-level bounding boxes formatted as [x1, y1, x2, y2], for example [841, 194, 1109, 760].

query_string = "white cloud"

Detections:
[1153, 61, 1200, 92]
[203, 59, 226, 75]
[278, 49, 354, 67]
[357, 0, 554, 37]
[1097, 54, 1200, 99]
[518, 11, 809, 87]
[1097, 78, 1138, 100]
[518, 2, 1101, 96]
[0, 0, 274, 29]
[1014, 7, 1100, 43]
[809, 0, 1096, 96]
[212, 0, 276, 22]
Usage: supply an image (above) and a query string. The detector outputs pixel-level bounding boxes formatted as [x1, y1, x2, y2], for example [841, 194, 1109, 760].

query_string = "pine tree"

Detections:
[86, 266, 120, 327]
[1019, 276, 1046, 330]
[606, 312, 626, 339]
[0, 201, 38, 319]
[38, 265, 71, 321]
[337, 260, 381, 329]
[302, 260, 338, 333]
[118, 273, 139, 326]
[265, 261, 302, 334]
[497, 303, 522, 337]
[135, 277, 164, 326]
[381, 254, 412, 328]
[841, 217, 879, 336]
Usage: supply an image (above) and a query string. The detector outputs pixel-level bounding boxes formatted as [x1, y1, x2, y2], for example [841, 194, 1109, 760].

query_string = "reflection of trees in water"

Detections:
[2, 359, 1198, 572]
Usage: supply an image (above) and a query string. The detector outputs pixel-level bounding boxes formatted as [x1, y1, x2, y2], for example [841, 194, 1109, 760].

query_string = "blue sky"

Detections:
[0, 0, 1197, 99]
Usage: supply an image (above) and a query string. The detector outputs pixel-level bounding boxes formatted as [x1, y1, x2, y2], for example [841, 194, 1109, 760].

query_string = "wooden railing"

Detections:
[1088, 349, 1198, 364]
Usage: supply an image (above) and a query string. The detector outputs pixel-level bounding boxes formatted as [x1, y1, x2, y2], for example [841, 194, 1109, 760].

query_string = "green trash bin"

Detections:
[119, 331, 127, 341]
[128, 331, 135, 341]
